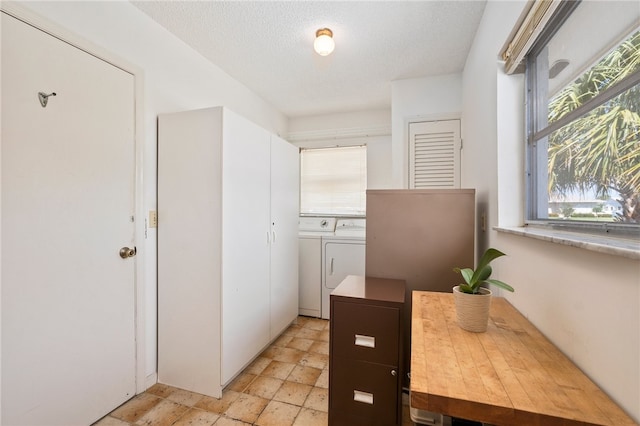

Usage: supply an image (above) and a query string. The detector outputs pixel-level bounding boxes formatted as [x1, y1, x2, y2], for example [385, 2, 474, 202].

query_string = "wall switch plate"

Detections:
[149, 210, 157, 228]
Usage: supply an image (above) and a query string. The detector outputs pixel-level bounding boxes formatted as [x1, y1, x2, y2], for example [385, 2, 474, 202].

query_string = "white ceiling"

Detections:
[131, 1, 487, 118]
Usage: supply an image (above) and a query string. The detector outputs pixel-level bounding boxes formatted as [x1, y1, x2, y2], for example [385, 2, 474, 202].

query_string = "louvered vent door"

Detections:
[409, 119, 461, 188]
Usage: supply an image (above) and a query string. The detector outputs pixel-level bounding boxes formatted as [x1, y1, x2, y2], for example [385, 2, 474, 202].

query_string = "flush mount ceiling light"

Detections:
[314, 28, 335, 56]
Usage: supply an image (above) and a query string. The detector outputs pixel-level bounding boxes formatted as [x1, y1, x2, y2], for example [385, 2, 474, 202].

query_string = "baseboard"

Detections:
[144, 372, 158, 392]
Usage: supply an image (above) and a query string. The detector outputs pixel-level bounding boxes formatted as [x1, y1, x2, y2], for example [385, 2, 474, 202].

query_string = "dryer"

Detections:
[321, 218, 366, 319]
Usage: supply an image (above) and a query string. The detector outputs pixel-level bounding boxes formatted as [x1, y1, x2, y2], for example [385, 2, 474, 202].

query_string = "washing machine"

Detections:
[321, 218, 366, 319]
[298, 217, 336, 318]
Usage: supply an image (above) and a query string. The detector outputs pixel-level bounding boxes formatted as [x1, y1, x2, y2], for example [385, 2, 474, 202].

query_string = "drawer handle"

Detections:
[355, 334, 375, 348]
[353, 390, 374, 405]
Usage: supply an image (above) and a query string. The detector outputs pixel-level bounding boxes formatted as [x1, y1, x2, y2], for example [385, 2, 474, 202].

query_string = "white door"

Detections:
[409, 119, 461, 188]
[1, 13, 137, 425]
[269, 136, 300, 338]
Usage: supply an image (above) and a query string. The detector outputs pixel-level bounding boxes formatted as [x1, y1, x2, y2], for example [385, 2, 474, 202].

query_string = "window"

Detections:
[300, 146, 367, 216]
[526, 1, 639, 232]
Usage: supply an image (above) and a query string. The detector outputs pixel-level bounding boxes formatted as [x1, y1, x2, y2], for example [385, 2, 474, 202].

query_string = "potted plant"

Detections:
[452, 248, 514, 332]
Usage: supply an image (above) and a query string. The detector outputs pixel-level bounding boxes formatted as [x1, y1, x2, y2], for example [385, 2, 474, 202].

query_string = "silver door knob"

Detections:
[391, 369, 397, 376]
[119, 247, 136, 259]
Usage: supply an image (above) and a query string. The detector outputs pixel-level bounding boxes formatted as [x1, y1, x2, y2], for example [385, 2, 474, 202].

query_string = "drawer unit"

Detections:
[329, 275, 405, 426]
[331, 358, 399, 425]
[332, 301, 400, 364]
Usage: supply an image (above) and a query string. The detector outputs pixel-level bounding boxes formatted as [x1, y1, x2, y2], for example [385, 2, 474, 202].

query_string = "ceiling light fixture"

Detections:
[314, 28, 335, 56]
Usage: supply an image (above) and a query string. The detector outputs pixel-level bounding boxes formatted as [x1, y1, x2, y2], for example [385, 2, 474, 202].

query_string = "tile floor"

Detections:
[94, 316, 415, 426]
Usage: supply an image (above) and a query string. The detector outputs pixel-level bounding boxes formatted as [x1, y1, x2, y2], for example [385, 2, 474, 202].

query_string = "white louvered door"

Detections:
[409, 119, 461, 188]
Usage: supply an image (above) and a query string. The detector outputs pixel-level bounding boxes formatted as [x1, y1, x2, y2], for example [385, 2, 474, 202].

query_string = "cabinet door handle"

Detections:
[353, 390, 374, 405]
[391, 369, 397, 376]
[355, 334, 375, 348]
[266, 231, 271, 244]
[272, 230, 277, 243]
[330, 258, 334, 275]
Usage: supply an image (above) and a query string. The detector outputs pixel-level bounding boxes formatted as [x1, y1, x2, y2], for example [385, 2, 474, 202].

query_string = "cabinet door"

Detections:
[221, 110, 271, 384]
[270, 135, 300, 338]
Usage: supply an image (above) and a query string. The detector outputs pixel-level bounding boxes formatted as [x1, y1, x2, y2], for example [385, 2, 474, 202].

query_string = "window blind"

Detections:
[501, 0, 563, 74]
[300, 146, 367, 215]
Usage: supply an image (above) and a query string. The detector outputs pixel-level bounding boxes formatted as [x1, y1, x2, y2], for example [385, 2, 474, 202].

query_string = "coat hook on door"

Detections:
[38, 92, 56, 108]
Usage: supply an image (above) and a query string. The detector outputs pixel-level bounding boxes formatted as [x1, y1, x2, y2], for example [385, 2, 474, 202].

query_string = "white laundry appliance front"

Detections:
[298, 217, 336, 318]
[321, 218, 366, 319]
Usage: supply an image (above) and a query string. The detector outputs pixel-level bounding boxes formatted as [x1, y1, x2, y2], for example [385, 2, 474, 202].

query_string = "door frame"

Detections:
[0, 1, 148, 397]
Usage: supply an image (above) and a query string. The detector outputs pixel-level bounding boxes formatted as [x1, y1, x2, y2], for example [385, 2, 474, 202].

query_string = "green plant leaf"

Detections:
[485, 279, 515, 292]
[477, 265, 492, 282]
[470, 248, 506, 284]
[454, 248, 513, 293]
[458, 284, 475, 294]
[454, 267, 474, 284]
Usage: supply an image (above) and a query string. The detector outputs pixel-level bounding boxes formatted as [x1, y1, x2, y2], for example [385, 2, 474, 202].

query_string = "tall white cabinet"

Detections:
[157, 106, 299, 398]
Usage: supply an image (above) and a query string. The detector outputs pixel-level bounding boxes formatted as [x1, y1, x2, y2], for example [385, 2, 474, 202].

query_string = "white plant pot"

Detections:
[453, 285, 492, 332]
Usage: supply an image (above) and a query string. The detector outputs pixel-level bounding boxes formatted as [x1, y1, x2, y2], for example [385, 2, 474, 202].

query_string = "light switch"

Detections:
[149, 210, 157, 228]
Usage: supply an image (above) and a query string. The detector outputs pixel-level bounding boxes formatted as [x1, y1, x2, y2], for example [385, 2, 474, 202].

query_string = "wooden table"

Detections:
[410, 291, 637, 426]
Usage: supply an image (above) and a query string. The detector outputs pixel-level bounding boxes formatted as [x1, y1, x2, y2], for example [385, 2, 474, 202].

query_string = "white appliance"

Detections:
[298, 217, 336, 317]
[321, 218, 366, 319]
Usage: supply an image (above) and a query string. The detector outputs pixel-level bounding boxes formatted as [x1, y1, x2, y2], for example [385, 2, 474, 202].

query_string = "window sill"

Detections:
[494, 225, 640, 260]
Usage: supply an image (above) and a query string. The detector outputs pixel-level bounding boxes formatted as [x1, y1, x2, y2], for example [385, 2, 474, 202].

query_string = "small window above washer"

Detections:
[300, 146, 367, 216]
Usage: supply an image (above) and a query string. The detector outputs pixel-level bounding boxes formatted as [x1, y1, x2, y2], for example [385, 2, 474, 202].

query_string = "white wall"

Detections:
[391, 74, 463, 188]
[288, 109, 390, 134]
[462, 0, 640, 421]
[14, 1, 289, 386]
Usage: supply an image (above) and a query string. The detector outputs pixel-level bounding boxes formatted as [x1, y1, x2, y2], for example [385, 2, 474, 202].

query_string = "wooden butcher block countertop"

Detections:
[410, 291, 637, 426]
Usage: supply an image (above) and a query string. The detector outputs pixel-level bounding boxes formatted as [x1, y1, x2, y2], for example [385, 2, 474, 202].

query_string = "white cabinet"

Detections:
[157, 106, 299, 398]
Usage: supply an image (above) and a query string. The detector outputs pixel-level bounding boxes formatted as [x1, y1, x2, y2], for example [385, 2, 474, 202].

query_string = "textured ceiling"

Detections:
[131, 1, 487, 118]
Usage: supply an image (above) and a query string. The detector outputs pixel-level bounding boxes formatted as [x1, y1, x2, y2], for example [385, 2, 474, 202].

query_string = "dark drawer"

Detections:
[331, 300, 400, 365]
[329, 357, 400, 426]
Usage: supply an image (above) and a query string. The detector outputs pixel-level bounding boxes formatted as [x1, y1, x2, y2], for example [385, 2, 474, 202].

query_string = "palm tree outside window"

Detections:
[526, 1, 639, 232]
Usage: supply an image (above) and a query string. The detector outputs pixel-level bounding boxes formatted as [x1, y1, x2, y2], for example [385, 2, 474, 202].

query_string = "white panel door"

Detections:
[269, 136, 300, 338]
[1, 12, 136, 425]
[221, 110, 271, 384]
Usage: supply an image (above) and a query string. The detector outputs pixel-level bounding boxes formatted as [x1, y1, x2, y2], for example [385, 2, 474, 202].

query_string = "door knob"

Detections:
[119, 246, 136, 259]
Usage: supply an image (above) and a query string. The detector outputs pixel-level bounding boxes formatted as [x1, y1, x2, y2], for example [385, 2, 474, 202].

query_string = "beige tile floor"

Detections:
[94, 316, 415, 426]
